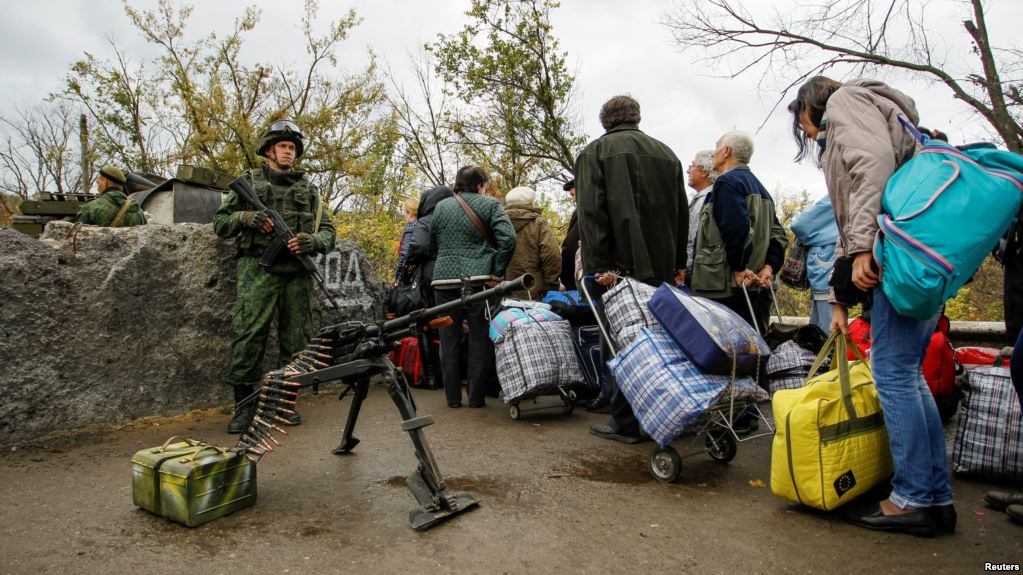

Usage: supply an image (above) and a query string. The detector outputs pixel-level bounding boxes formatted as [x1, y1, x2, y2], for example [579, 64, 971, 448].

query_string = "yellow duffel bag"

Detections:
[771, 333, 893, 510]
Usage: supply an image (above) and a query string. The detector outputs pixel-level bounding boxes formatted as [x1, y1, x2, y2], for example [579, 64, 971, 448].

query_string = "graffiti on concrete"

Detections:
[318, 250, 375, 310]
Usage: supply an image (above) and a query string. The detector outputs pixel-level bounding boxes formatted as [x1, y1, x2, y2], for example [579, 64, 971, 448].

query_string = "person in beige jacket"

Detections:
[789, 77, 953, 537]
[503, 186, 561, 300]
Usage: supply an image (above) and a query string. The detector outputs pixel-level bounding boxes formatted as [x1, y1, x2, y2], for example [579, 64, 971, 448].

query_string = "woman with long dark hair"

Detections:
[788, 77, 954, 536]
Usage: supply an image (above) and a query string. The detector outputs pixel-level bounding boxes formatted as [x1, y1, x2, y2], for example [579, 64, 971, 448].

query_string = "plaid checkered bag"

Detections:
[952, 366, 1023, 481]
[766, 341, 826, 395]
[495, 319, 583, 404]
[610, 327, 764, 447]
[602, 278, 660, 349]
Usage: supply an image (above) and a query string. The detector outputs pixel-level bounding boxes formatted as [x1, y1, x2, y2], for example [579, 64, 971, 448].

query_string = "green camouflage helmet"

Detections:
[256, 119, 305, 159]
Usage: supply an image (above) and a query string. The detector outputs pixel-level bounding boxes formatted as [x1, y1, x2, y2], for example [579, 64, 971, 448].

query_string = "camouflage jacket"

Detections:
[74, 188, 147, 227]
[212, 167, 336, 275]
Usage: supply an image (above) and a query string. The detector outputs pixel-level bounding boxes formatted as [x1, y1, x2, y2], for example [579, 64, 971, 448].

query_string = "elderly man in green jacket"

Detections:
[576, 95, 688, 443]
[430, 165, 516, 409]
[74, 166, 147, 227]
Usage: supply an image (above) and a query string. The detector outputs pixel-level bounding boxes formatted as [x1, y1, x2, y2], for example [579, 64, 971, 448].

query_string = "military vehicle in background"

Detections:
[131, 165, 231, 225]
[11, 172, 166, 237]
[9, 164, 230, 237]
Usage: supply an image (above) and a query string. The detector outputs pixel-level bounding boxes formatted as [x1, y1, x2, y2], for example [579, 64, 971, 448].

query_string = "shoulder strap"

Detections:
[897, 116, 928, 145]
[454, 194, 496, 248]
[313, 191, 323, 234]
[109, 198, 135, 228]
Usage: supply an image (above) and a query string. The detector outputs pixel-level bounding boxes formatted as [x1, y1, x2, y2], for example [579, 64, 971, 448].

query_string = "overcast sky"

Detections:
[2, 0, 1021, 203]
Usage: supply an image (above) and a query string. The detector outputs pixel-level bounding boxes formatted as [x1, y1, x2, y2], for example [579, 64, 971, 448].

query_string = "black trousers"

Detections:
[711, 288, 771, 336]
[1005, 255, 1023, 346]
[586, 279, 642, 436]
[434, 287, 496, 407]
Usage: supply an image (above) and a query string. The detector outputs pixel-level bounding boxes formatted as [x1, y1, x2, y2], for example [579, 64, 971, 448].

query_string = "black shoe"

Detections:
[1006, 505, 1023, 526]
[585, 394, 610, 413]
[279, 410, 302, 426]
[932, 504, 957, 534]
[227, 385, 256, 434]
[468, 402, 485, 408]
[842, 503, 937, 537]
[448, 402, 462, 409]
[589, 423, 643, 444]
[732, 413, 759, 436]
[985, 490, 1023, 511]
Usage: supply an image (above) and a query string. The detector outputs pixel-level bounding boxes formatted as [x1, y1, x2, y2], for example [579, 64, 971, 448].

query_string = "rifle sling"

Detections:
[109, 198, 135, 228]
[454, 194, 496, 248]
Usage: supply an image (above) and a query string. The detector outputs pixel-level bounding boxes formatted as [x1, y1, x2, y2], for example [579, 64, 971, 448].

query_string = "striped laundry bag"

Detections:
[610, 327, 767, 448]
[952, 366, 1023, 481]
[493, 318, 583, 404]
[766, 340, 827, 396]
[602, 278, 660, 349]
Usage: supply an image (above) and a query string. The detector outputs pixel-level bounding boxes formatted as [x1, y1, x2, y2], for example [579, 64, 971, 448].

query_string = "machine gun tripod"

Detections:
[238, 273, 534, 530]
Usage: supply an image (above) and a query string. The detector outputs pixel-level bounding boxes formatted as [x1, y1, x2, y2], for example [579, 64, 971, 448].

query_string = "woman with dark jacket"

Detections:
[404, 185, 455, 390]
[789, 77, 954, 536]
[429, 166, 516, 408]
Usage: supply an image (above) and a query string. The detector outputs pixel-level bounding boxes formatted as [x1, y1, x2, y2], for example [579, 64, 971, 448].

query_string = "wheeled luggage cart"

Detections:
[487, 299, 583, 420]
[506, 386, 577, 420]
[579, 276, 772, 483]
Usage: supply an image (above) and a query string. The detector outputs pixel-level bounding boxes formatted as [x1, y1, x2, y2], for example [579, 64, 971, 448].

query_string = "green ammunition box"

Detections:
[131, 437, 208, 515]
[158, 446, 256, 527]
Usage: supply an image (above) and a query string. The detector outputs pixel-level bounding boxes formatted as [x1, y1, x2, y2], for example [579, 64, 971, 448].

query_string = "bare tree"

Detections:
[0, 102, 85, 201]
[663, 0, 1022, 151]
[385, 50, 460, 188]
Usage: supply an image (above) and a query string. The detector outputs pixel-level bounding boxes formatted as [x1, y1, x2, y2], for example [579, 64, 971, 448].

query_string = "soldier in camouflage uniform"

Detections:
[74, 166, 147, 227]
[213, 119, 336, 433]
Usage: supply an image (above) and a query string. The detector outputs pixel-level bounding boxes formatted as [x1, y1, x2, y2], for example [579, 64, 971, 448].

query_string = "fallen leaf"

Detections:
[748, 479, 766, 488]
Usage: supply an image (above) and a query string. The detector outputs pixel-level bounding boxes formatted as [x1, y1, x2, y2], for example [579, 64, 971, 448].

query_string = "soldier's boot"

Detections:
[227, 385, 257, 434]
[279, 407, 302, 426]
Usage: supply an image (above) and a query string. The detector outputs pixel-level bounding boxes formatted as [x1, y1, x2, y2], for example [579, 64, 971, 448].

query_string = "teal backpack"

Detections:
[875, 118, 1023, 320]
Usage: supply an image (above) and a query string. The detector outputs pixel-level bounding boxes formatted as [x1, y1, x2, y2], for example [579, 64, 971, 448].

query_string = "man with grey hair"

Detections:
[685, 150, 718, 283]
[576, 94, 688, 442]
[691, 130, 787, 338]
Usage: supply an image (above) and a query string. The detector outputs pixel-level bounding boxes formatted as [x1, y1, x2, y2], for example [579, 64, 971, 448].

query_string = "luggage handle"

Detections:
[179, 445, 229, 463]
[806, 333, 865, 420]
[158, 436, 202, 452]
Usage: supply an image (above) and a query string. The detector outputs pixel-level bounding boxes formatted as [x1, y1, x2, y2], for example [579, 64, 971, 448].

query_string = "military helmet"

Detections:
[256, 119, 305, 159]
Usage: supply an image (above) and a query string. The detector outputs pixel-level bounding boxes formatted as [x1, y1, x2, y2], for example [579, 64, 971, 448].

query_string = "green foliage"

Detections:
[429, 0, 586, 187]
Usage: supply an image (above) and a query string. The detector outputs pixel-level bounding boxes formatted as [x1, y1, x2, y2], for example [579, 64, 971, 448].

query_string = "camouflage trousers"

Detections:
[226, 256, 316, 387]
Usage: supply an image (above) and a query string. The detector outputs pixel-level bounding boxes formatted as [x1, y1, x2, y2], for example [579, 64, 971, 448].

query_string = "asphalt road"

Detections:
[1, 385, 1020, 574]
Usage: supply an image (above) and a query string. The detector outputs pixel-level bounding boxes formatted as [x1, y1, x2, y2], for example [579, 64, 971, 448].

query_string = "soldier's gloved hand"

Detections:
[291, 232, 318, 254]
[239, 210, 270, 230]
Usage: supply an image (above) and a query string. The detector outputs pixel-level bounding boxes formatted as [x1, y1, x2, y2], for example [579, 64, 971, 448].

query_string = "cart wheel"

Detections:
[509, 404, 521, 420]
[705, 430, 737, 463]
[649, 446, 682, 483]
[562, 396, 574, 414]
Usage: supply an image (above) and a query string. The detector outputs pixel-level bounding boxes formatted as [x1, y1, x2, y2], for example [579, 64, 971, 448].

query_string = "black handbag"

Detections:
[829, 255, 873, 308]
[387, 267, 426, 317]
[779, 240, 810, 291]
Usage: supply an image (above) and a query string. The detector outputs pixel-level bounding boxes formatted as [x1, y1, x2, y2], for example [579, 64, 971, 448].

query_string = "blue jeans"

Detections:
[870, 287, 952, 509]
[808, 294, 833, 332]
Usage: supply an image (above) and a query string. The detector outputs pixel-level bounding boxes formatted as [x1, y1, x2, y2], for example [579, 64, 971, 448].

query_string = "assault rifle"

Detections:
[240, 273, 534, 530]
[227, 175, 340, 309]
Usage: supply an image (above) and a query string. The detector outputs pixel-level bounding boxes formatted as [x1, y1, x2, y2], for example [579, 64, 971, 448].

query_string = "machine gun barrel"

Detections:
[125, 172, 159, 193]
[380, 273, 534, 337]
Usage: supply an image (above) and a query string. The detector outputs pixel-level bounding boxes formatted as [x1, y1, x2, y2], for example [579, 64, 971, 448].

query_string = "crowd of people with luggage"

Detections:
[70, 75, 1023, 539]
[388, 82, 1023, 538]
